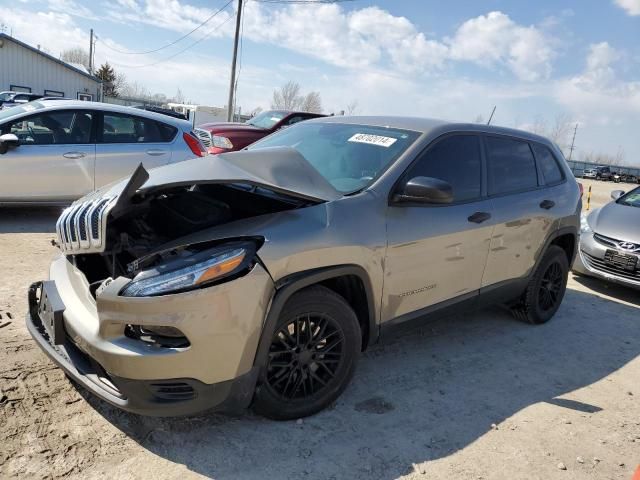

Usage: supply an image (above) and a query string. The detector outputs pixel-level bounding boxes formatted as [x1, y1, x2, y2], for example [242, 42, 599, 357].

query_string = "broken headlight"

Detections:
[121, 243, 254, 297]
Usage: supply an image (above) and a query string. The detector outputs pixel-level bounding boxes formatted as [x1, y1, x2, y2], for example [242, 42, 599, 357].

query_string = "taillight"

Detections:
[578, 182, 584, 197]
[183, 132, 207, 157]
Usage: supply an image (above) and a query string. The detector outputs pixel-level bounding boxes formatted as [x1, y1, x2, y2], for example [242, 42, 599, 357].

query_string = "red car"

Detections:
[195, 110, 326, 154]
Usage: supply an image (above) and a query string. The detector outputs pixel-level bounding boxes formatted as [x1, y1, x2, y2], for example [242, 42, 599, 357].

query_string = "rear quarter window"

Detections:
[532, 144, 564, 185]
[486, 136, 538, 196]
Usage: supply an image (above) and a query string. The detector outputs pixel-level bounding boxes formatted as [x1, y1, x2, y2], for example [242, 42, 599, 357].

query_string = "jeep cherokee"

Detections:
[27, 116, 581, 419]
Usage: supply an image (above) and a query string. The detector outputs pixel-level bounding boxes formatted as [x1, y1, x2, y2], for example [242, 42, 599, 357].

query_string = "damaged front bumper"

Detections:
[26, 255, 275, 416]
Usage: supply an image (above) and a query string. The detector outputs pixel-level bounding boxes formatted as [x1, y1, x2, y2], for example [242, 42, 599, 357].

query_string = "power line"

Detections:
[253, 0, 355, 3]
[105, 11, 236, 69]
[99, 0, 233, 55]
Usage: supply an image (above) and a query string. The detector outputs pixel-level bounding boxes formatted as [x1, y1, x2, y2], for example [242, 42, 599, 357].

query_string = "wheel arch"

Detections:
[253, 265, 378, 371]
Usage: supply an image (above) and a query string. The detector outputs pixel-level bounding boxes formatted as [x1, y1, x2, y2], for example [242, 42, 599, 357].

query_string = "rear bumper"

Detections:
[572, 234, 640, 290]
[27, 282, 259, 416]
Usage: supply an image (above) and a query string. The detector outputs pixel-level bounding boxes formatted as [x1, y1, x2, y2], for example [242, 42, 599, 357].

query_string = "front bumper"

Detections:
[26, 255, 275, 416]
[572, 233, 640, 290]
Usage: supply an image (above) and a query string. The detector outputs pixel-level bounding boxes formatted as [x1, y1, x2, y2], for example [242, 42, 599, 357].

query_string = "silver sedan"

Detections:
[573, 186, 640, 289]
[0, 100, 207, 205]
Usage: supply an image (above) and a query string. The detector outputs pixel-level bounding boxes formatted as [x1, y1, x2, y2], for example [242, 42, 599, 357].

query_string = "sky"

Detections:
[0, 0, 639, 164]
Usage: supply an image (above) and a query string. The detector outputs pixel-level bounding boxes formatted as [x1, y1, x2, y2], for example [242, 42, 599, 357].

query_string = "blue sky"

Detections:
[1, 0, 639, 163]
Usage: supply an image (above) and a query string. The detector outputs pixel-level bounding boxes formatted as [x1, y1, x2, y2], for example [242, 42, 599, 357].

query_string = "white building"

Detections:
[0, 33, 101, 101]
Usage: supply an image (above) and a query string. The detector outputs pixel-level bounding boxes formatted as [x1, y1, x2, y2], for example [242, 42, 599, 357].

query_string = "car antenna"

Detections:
[487, 106, 496, 125]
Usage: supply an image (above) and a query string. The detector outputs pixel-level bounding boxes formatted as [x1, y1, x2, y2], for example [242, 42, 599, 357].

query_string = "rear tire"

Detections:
[511, 245, 569, 325]
[253, 286, 361, 420]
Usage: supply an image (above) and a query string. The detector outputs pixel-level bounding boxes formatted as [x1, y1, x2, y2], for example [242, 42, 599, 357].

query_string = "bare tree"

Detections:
[173, 88, 185, 104]
[529, 115, 547, 136]
[473, 114, 484, 124]
[271, 81, 303, 110]
[300, 91, 322, 113]
[120, 81, 150, 99]
[249, 106, 263, 117]
[346, 100, 359, 116]
[61, 48, 90, 70]
[548, 113, 572, 149]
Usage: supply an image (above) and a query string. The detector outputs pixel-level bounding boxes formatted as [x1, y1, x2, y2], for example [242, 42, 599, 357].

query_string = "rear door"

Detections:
[95, 112, 176, 187]
[0, 109, 95, 202]
[480, 135, 555, 287]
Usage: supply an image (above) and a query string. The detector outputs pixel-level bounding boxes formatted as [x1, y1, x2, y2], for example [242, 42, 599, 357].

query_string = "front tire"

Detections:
[253, 286, 361, 420]
[512, 245, 569, 325]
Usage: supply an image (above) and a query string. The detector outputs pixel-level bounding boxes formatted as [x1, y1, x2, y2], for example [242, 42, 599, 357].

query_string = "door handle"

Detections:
[468, 211, 491, 224]
[540, 200, 555, 210]
[63, 151, 86, 159]
[146, 149, 167, 156]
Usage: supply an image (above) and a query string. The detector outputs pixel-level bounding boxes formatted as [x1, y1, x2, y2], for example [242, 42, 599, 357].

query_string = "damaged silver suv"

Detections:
[27, 117, 581, 419]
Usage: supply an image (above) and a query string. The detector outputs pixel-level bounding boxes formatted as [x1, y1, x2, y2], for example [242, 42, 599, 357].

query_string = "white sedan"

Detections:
[0, 100, 207, 205]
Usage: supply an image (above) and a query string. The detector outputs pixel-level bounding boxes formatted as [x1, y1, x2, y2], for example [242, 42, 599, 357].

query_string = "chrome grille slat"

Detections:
[593, 233, 640, 252]
[55, 196, 116, 254]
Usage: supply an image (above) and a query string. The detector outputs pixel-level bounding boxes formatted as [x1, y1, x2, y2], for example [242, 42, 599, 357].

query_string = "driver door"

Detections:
[0, 110, 95, 202]
[383, 134, 495, 321]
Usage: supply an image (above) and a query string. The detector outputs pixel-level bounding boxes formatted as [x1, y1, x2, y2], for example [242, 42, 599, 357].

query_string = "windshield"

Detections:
[617, 187, 640, 208]
[247, 122, 421, 193]
[0, 102, 45, 122]
[0, 92, 15, 102]
[246, 110, 287, 129]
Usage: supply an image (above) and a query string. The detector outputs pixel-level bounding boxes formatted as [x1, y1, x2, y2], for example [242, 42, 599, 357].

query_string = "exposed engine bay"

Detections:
[71, 182, 313, 286]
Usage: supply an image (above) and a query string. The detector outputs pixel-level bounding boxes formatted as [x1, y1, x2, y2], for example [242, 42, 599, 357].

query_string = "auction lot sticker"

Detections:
[348, 133, 397, 147]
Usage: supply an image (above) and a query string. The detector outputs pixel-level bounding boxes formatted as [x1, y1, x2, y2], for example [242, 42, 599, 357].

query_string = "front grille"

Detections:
[56, 195, 116, 254]
[581, 250, 640, 282]
[193, 128, 212, 148]
[594, 233, 640, 253]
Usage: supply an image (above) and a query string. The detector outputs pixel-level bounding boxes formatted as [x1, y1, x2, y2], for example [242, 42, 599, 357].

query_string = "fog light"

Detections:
[125, 325, 190, 348]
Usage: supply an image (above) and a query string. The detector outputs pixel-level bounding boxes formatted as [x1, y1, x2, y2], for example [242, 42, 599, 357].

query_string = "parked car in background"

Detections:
[582, 168, 597, 179]
[0, 100, 206, 204]
[613, 172, 639, 184]
[27, 116, 580, 419]
[574, 186, 640, 289]
[0, 92, 43, 109]
[195, 109, 326, 154]
[133, 105, 189, 121]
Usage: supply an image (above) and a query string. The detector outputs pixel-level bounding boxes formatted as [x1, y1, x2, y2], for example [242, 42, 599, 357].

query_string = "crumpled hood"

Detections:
[96, 146, 342, 204]
[589, 201, 640, 242]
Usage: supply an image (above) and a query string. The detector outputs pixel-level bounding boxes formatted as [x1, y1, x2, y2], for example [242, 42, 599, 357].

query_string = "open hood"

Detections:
[128, 146, 341, 203]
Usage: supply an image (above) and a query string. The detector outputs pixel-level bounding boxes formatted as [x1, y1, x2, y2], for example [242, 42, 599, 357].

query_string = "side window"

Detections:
[102, 114, 177, 143]
[404, 135, 482, 203]
[6, 110, 93, 145]
[533, 144, 564, 185]
[486, 136, 538, 196]
[285, 115, 304, 126]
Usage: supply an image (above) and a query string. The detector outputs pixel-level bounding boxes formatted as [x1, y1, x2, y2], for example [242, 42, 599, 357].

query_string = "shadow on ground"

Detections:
[0, 207, 62, 234]
[78, 287, 640, 479]
[572, 273, 640, 307]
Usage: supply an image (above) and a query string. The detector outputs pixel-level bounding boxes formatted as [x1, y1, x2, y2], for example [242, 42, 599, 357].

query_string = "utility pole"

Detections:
[226, 0, 243, 122]
[89, 29, 94, 74]
[487, 105, 496, 125]
[568, 123, 578, 160]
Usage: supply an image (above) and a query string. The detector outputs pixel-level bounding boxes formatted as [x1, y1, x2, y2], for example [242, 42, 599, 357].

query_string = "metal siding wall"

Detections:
[0, 38, 99, 99]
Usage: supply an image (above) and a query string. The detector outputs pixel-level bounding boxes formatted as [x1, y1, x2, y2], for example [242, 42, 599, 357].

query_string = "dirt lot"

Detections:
[1, 180, 639, 480]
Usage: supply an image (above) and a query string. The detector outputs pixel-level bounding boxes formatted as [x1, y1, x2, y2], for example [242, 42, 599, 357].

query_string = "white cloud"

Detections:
[614, 0, 640, 15]
[47, 0, 98, 19]
[554, 42, 640, 123]
[448, 11, 554, 81]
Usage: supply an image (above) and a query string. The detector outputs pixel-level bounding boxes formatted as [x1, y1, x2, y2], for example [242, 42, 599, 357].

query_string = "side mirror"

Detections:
[393, 176, 453, 205]
[0, 133, 19, 154]
[611, 190, 625, 200]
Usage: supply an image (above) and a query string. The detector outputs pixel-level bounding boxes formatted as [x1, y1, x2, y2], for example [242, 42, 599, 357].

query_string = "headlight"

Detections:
[212, 135, 234, 149]
[580, 214, 592, 234]
[121, 245, 250, 297]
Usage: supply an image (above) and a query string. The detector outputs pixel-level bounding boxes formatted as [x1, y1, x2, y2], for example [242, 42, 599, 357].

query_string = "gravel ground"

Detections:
[1, 180, 639, 480]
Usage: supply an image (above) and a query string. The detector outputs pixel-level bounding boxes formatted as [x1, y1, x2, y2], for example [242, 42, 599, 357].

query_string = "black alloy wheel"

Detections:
[253, 286, 361, 420]
[538, 261, 563, 312]
[266, 313, 344, 400]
